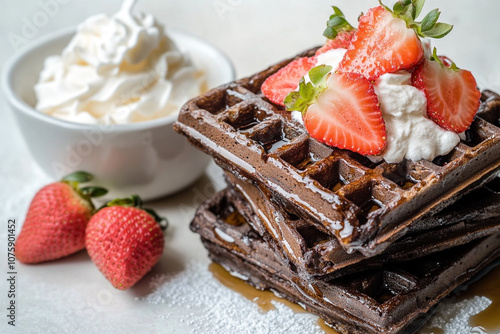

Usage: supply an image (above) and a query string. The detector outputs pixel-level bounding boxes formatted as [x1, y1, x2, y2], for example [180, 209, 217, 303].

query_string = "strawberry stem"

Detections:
[61, 171, 108, 211]
[430, 47, 459, 71]
[284, 65, 333, 114]
[143, 208, 169, 230]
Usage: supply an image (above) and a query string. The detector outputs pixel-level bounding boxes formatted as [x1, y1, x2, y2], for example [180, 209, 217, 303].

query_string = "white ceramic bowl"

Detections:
[2, 27, 235, 201]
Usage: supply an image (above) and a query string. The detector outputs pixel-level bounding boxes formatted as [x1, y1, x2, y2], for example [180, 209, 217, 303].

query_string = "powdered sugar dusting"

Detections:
[421, 296, 491, 333]
[143, 261, 324, 334]
[140, 260, 500, 334]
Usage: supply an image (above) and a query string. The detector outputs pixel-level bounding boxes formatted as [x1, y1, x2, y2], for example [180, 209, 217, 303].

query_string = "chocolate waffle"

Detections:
[225, 171, 500, 280]
[192, 190, 500, 334]
[174, 48, 500, 256]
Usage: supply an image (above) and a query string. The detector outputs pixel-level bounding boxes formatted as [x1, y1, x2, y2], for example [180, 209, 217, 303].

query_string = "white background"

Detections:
[1, 1, 500, 333]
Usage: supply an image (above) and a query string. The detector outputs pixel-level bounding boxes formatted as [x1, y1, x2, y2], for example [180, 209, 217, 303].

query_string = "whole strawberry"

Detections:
[16, 171, 107, 264]
[85, 195, 167, 290]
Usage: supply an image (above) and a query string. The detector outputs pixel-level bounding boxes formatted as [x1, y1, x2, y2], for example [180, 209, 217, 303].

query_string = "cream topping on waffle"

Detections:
[35, 0, 204, 124]
[373, 72, 460, 163]
[291, 48, 461, 163]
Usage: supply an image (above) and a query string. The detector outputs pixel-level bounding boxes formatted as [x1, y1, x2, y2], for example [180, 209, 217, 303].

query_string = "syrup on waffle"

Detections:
[174, 49, 500, 256]
[192, 190, 500, 334]
[225, 172, 500, 280]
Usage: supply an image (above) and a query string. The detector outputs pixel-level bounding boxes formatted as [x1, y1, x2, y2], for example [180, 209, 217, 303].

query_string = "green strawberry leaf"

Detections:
[80, 186, 108, 198]
[106, 197, 135, 207]
[323, 6, 355, 39]
[284, 65, 333, 115]
[309, 64, 333, 86]
[413, 0, 425, 19]
[393, 0, 413, 22]
[144, 208, 169, 230]
[421, 8, 440, 32]
[423, 22, 453, 38]
[101, 195, 168, 230]
[62, 171, 93, 183]
[380, 0, 453, 39]
[131, 194, 143, 208]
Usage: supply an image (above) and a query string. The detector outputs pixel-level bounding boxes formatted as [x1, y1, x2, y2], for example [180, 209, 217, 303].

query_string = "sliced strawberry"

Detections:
[261, 56, 317, 106]
[315, 30, 356, 55]
[305, 73, 386, 155]
[338, 2, 453, 81]
[285, 65, 386, 155]
[412, 52, 481, 133]
[338, 6, 423, 80]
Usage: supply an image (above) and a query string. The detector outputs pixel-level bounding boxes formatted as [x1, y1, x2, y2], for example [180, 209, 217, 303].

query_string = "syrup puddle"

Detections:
[209, 262, 339, 333]
[209, 262, 303, 313]
[419, 262, 500, 334]
[457, 264, 500, 333]
[210, 261, 500, 334]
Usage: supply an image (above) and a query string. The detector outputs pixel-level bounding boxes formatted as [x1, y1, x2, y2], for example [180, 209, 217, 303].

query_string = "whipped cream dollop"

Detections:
[292, 48, 460, 163]
[372, 72, 460, 163]
[35, 0, 205, 124]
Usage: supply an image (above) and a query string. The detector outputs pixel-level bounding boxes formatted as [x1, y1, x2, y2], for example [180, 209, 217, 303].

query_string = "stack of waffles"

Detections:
[174, 49, 500, 333]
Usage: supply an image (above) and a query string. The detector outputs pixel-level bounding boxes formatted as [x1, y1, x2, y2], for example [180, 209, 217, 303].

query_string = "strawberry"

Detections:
[261, 56, 317, 106]
[285, 65, 386, 155]
[15, 171, 107, 264]
[412, 48, 481, 132]
[85, 195, 167, 290]
[338, 1, 453, 81]
[315, 31, 356, 55]
[316, 6, 356, 55]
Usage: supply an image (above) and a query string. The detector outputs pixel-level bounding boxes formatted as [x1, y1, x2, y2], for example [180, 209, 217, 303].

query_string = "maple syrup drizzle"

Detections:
[459, 264, 500, 333]
[210, 261, 500, 333]
[209, 262, 304, 313]
[209, 263, 340, 333]
[317, 319, 341, 334]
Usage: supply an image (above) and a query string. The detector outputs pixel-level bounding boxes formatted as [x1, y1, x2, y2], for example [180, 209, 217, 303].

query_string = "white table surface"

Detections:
[1, 1, 500, 333]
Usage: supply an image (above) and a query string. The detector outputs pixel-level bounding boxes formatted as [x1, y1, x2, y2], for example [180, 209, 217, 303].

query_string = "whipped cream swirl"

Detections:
[35, 0, 205, 124]
[291, 48, 460, 163]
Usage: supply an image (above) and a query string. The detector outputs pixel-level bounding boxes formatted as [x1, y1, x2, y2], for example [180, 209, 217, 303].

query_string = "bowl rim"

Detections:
[1, 26, 236, 132]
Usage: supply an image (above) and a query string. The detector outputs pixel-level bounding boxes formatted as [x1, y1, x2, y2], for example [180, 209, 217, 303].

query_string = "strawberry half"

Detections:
[285, 65, 386, 155]
[412, 49, 481, 133]
[316, 6, 356, 55]
[261, 56, 317, 106]
[86, 195, 167, 290]
[15, 171, 107, 264]
[338, 1, 453, 81]
[315, 30, 356, 56]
